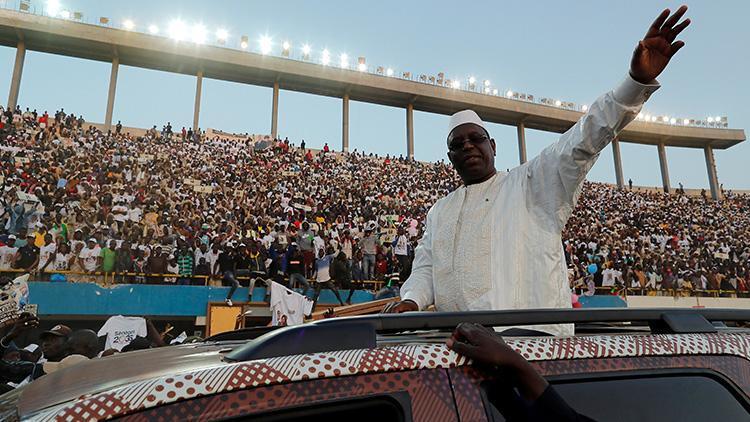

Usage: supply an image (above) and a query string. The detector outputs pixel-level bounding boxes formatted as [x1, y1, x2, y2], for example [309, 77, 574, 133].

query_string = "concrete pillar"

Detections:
[342, 93, 349, 152]
[657, 143, 671, 193]
[271, 81, 279, 139]
[517, 122, 527, 164]
[612, 137, 624, 189]
[193, 71, 203, 132]
[406, 103, 414, 159]
[104, 56, 119, 131]
[704, 145, 720, 200]
[7, 40, 26, 110]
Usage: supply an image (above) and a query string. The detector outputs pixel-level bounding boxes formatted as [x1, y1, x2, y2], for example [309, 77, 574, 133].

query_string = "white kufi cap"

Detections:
[447, 109, 487, 137]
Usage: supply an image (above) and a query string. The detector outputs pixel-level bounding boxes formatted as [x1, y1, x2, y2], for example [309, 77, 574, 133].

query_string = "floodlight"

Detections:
[123, 19, 134, 30]
[505, 90, 513, 98]
[168, 20, 188, 41]
[47, 0, 60, 17]
[707, 117, 714, 123]
[650, 116, 657, 122]
[484, 80, 490, 87]
[60, 9, 70, 19]
[683, 119, 690, 125]
[358, 63, 367, 72]
[259, 35, 272, 55]
[192, 24, 207, 44]
[321, 49, 331, 65]
[216, 28, 229, 41]
[581, 105, 588, 112]
[637, 112, 643, 120]
[282, 41, 290, 51]
[492, 88, 498, 95]
[554, 100, 562, 107]
[148, 24, 159, 34]
[714, 116, 721, 122]
[669, 118, 676, 124]
[662, 115, 669, 122]
[386, 68, 394, 77]
[240, 35, 248, 49]
[302, 44, 311, 55]
[340, 53, 348, 68]
[452, 80, 461, 89]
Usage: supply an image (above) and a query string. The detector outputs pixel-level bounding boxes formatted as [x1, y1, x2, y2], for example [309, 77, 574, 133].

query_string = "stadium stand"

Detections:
[0, 104, 748, 301]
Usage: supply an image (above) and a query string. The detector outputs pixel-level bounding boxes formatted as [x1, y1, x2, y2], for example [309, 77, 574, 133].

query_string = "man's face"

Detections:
[41, 335, 66, 361]
[447, 123, 496, 184]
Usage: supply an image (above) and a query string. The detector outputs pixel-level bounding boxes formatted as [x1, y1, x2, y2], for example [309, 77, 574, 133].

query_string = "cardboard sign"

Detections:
[281, 171, 298, 177]
[714, 252, 730, 260]
[234, 189, 245, 198]
[15, 157, 30, 164]
[184, 178, 199, 186]
[0, 274, 31, 329]
[193, 185, 213, 194]
[382, 228, 398, 243]
[292, 203, 312, 212]
[16, 191, 39, 202]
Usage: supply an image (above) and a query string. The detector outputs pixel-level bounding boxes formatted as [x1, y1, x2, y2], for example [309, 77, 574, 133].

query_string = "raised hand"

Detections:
[630, 5, 691, 84]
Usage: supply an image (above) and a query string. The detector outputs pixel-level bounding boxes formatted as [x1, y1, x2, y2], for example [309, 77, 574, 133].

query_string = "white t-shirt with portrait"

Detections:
[270, 282, 313, 326]
[0, 245, 18, 270]
[79, 245, 102, 271]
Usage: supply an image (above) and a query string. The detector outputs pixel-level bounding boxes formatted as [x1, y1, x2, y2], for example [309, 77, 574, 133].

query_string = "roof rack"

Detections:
[225, 308, 750, 362]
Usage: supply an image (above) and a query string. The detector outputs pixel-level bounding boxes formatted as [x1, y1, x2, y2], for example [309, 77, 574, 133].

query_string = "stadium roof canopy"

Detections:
[0, 9, 745, 150]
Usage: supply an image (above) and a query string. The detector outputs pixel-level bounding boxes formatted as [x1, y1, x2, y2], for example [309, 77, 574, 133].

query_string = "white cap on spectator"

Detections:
[87, 238, 96, 243]
[7, 234, 16, 240]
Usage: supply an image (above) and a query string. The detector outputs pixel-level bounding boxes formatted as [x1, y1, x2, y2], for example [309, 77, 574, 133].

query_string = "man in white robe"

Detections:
[384, 6, 692, 336]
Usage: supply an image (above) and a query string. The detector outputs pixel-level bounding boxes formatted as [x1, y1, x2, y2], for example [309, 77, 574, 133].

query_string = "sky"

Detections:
[0, 0, 747, 189]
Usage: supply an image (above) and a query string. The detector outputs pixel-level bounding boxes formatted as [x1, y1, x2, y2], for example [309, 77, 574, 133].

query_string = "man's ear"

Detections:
[447, 151, 456, 167]
[490, 139, 496, 156]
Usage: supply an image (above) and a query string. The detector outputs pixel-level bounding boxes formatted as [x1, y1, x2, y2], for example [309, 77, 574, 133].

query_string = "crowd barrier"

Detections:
[0, 268, 387, 290]
[583, 285, 750, 299]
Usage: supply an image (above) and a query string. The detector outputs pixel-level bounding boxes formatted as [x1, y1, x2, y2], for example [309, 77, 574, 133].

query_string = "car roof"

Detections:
[22, 308, 750, 419]
[17, 340, 241, 419]
[31, 331, 750, 421]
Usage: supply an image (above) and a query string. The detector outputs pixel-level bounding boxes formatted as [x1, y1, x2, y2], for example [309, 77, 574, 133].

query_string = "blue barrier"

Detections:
[579, 294, 627, 308]
[27, 282, 375, 317]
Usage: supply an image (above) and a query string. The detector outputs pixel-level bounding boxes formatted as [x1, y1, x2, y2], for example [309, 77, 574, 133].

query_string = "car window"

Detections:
[228, 395, 409, 422]
[482, 374, 749, 422]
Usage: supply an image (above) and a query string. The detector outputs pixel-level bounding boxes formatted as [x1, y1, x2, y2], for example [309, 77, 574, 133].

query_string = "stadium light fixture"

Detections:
[505, 90, 513, 98]
[451, 80, 461, 89]
[122, 19, 134, 30]
[492, 88, 498, 95]
[47, 0, 60, 17]
[637, 112, 643, 120]
[386, 68, 394, 77]
[148, 24, 159, 35]
[302, 44, 311, 55]
[484, 80, 491, 87]
[581, 104, 588, 112]
[321, 49, 331, 65]
[707, 117, 714, 123]
[192, 24, 207, 44]
[60, 9, 70, 19]
[259, 35, 272, 55]
[468, 76, 476, 85]
[358, 63, 367, 72]
[340, 53, 348, 69]
[714, 116, 721, 122]
[554, 100, 562, 107]
[650, 115, 657, 122]
[669, 118, 676, 124]
[683, 118, 690, 125]
[216, 28, 229, 42]
[240, 35, 248, 49]
[661, 115, 669, 122]
[168, 19, 188, 41]
[282, 41, 291, 51]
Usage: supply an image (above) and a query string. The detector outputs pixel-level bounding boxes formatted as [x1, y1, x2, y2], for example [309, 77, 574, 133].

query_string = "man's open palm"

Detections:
[630, 5, 690, 84]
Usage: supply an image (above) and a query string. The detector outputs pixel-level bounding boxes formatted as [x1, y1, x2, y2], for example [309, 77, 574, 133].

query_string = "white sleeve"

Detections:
[399, 205, 435, 310]
[303, 297, 314, 315]
[522, 74, 660, 233]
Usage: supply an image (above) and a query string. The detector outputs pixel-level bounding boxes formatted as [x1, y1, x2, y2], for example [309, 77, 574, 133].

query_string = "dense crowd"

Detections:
[565, 182, 750, 296]
[1, 104, 749, 304]
[0, 105, 456, 305]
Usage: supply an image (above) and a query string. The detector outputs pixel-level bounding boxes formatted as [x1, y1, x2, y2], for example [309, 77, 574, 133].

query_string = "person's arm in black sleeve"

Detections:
[447, 323, 596, 422]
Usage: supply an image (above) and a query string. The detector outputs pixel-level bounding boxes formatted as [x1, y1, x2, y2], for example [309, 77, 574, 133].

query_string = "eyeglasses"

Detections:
[448, 135, 488, 152]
